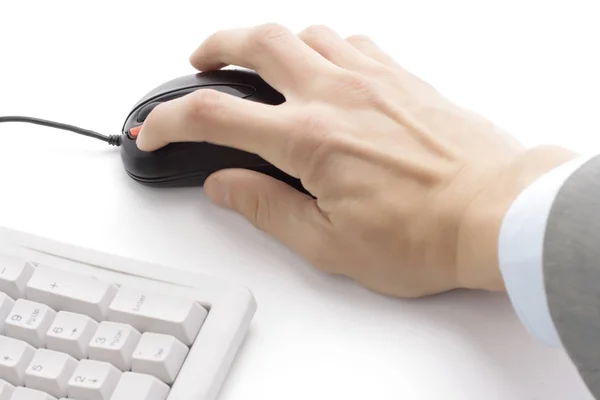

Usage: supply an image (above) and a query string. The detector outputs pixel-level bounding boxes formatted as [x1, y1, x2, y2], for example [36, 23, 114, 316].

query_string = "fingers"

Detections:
[297, 26, 381, 73]
[136, 88, 298, 176]
[345, 35, 401, 70]
[189, 24, 337, 93]
[204, 168, 330, 261]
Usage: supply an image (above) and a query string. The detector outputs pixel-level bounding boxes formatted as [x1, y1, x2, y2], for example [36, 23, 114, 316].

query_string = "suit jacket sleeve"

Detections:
[498, 154, 600, 397]
[543, 155, 600, 396]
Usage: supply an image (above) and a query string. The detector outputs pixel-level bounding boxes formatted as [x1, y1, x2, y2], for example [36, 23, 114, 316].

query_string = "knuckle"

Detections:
[346, 34, 374, 47]
[301, 24, 335, 39]
[249, 23, 292, 53]
[203, 30, 227, 52]
[299, 25, 337, 58]
[244, 192, 272, 233]
[186, 89, 226, 122]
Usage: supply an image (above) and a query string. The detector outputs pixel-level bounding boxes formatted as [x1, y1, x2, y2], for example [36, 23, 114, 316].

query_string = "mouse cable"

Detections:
[0, 116, 122, 146]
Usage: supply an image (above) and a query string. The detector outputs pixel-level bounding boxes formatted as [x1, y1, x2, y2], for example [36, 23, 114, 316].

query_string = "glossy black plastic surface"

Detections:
[121, 69, 305, 192]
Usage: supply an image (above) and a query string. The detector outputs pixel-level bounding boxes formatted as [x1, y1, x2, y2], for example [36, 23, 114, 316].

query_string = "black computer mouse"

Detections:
[120, 69, 306, 192]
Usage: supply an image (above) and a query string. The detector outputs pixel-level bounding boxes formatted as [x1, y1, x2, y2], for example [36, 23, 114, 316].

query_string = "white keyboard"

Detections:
[0, 226, 257, 400]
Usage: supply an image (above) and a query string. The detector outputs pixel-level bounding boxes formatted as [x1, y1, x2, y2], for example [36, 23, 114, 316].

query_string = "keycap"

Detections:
[0, 256, 35, 300]
[0, 379, 14, 400]
[24, 349, 78, 399]
[10, 386, 57, 400]
[46, 311, 98, 359]
[0, 336, 35, 386]
[4, 299, 56, 348]
[67, 359, 121, 400]
[109, 372, 169, 400]
[0, 294, 14, 334]
[0, 234, 256, 400]
[26, 266, 118, 322]
[88, 321, 141, 371]
[132, 333, 189, 384]
[108, 289, 207, 345]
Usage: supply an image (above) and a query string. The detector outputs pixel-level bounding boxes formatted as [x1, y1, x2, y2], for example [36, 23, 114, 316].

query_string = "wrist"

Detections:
[456, 145, 580, 291]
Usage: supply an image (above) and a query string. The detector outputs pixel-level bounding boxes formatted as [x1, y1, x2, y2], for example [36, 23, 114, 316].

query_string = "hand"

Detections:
[136, 24, 577, 297]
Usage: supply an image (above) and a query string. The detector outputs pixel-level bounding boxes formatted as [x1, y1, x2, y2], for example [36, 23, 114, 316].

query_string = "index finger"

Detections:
[135, 88, 300, 177]
[189, 24, 337, 93]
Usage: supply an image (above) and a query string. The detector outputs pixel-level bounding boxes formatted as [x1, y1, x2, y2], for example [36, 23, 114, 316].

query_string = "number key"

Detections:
[67, 359, 121, 400]
[0, 336, 35, 386]
[46, 311, 98, 359]
[24, 349, 77, 399]
[4, 299, 56, 348]
[88, 322, 141, 371]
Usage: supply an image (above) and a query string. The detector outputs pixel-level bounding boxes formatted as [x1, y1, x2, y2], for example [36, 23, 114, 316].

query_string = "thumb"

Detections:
[204, 169, 329, 260]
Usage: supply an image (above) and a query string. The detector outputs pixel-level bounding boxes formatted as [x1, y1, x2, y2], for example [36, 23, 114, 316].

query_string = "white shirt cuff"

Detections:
[498, 155, 592, 347]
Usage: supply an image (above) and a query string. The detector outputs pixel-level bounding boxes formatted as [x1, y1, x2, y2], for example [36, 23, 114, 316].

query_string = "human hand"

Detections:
[136, 24, 577, 297]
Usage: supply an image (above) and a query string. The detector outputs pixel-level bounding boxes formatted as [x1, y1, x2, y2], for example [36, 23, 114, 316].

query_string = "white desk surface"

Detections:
[1, 1, 599, 399]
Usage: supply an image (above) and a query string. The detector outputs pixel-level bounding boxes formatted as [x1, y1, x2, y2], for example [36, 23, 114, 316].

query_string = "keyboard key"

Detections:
[88, 322, 141, 371]
[46, 311, 98, 359]
[108, 289, 207, 345]
[0, 379, 14, 400]
[24, 349, 78, 399]
[0, 336, 35, 386]
[132, 333, 188, 384]
[26, 266, 118, 322]
[110, 372, 169, 400]
[0, 294, 14, 334]
[0, 255, 35, 300]
[67, 359, 121, 400]
[0, 244, 255, 400]
[4, 299, 56, 348]
[10, 386, 57, 400]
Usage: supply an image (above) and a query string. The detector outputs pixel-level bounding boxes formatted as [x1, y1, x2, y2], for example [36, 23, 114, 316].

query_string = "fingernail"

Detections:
[205, 177, 230, 208]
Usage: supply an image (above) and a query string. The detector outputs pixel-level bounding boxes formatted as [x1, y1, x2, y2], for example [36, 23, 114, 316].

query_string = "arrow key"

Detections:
[67, 359, 122, 400]
[0, 336, 35, 386]
[46, 312, 99, 360]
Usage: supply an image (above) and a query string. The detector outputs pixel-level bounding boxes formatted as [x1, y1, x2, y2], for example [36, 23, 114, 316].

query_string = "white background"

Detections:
[1, 1, 599, 399]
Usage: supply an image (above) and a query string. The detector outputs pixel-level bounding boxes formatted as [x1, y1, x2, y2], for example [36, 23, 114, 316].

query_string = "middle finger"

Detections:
[189, 24, 338, 94]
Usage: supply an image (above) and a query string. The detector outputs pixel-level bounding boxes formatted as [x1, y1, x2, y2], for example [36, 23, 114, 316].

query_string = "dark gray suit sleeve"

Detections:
[544, 155, 600, 397]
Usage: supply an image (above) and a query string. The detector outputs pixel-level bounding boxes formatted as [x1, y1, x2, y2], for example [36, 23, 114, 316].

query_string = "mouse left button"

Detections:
[137, 102, 160, 122]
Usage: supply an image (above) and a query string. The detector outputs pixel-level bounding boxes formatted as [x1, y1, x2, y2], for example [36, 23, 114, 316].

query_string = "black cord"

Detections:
[0, 116, 122, 146]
